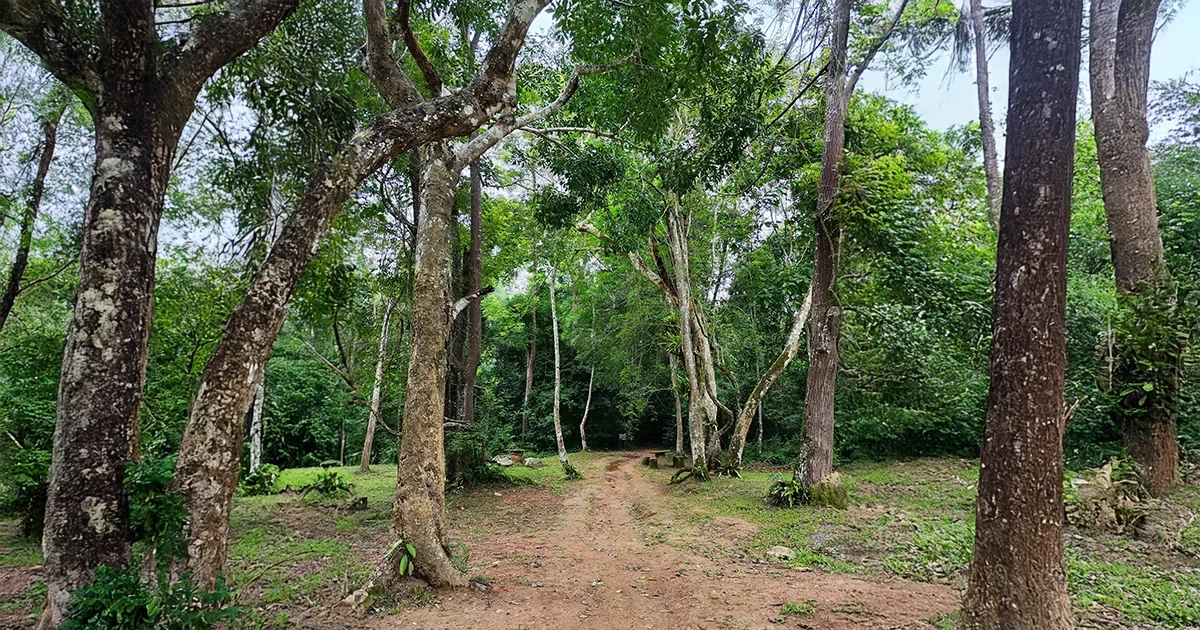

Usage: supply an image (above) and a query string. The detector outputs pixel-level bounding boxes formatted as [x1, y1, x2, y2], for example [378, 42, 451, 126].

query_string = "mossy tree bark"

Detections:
[1089, 0, 1181, 496]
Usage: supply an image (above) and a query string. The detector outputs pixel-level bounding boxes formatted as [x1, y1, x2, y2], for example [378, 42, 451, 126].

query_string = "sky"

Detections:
[858, 1, 1200, 138]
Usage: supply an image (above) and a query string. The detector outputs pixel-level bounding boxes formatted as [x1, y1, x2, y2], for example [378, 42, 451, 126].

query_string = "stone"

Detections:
[524, 457, 544, 468]
[320, 459, 341, 468]
[492, 455, 514, 467]
[766, 546, 797, 561]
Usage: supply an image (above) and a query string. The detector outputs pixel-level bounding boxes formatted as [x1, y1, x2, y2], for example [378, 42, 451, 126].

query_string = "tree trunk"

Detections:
[797, 0, 850, 487]
[730, 288, 812, 465]
[462, 158, 484, 426]
[523, 287, 536, 444]
[580, 366, 594, 451]
[391, 143, 467, 586]
[669, 352, 685, 457]
[1089, 0, 1180, 496]
[970, 0, 1002, 230]
[28, 4, 298, 618]
[249, 377, 265, 474]
[961, 1, 1083, 627]
[0, 106, 61, 334]
[547, 265, 571, 470]
[665, 205, 713, 476]
[360, 298, 395, 473]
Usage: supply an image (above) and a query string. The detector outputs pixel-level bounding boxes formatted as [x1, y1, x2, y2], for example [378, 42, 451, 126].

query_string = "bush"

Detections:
[765, 473, 848, 509]
[0, 449, 50, 538]
[60, 564, 239, 630]
[240, 464, 281, 496]
[126, 455, 187, 565]
[301, 469, 353, 497]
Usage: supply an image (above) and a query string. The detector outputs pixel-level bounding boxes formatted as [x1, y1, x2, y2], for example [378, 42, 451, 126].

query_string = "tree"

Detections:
[0, 96, 64, 334]
[968, 0, 1002, 229]
[547, 263, 575, 474]
[0, 2, 299, 623]
[1089, 0, 1182, 496]
[961, 0, 1083, 627]
[359, 297, 395, 472]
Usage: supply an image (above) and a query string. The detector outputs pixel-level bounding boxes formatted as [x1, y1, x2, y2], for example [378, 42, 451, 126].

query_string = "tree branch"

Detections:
[0, 0, 100, 107]
[365, 0, 421, 109]
[453, 54, 635, 167]
[452, 285, 495, 320]
[844, 0, 910, 97]
[576, 221, 677, 303]
[397, 0, 443, 97]
[163, 0, 299, 99]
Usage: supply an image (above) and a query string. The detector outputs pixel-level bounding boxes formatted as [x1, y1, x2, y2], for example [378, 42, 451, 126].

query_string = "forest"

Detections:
[0, 0, 1197, 628]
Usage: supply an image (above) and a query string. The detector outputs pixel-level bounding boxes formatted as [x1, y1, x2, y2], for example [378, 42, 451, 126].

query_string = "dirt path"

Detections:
[373, 452, 958, 629]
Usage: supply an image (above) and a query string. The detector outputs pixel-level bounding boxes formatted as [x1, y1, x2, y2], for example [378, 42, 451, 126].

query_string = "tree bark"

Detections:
[730, 287, 812, 465]
[360, 298, 395, 473]
[665, 205, 714, 476]
[248, 377, 265, 474]
[669, 352, 685, 457]
[23, 3, 298, 623]
[547, 265, 571, 470]
[1089, 0, 1180, 496]
[970, 0, 1002, 230]
[961, 1, 1083, 627]
[798, 0, 850, 487]
[462, 158, 484, 426]
[523, 286, 536, 443]
[579, 366, 594, 451]
[171, 0, 550, 589]
[391, 143, 467, 586]
[0, 104, 61, 334]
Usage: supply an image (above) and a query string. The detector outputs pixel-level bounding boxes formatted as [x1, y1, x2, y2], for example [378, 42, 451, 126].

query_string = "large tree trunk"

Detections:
[961, 1, 1083, 627]
[462, 158, 484, 426]
[391, 143, 467, 586]
[360, 298, 395, 473]
[547, 265, 572, 470]
[1089, 0, 1180, 496]
[669, 352, 685, 457]
[730, 288, 812, 466]
[29, 2, 297, 618]
[970, 0, 1003, 230]
[797, 0, 850, 487]
[0, 105, 61, 334]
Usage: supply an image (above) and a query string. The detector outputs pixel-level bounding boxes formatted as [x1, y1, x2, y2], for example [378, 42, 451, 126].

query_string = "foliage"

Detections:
[240, 464, 282, 496]
[301, 469, 354, 497]
[60, 564, 240, 630]
[126, 455, 188, 567]
[562, 461, 583, 480]
[385, 536, 419, 579]
[765, 475, 848, 509]
[0, 449, 50, 538]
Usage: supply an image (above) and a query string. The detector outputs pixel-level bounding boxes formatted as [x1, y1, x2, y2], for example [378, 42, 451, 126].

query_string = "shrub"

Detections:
[240, 464, 281, 496]
[126, 455, 187, 565]
[301, 469, 353, 497]
[60, 564, 239, 630]
[0, 449, 50, 538]
[766, 473, 848, 509]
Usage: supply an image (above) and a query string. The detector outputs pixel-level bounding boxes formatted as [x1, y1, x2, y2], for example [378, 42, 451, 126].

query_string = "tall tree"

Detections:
[359, 297, 395, 473]
[172, 0, 555, 589]
[969, 0, 1002, 229]
[1089, 0, 1181, 496]
[547, 264, 574, 473]
[462, 159, 484, 426]
[798, 0, 910, 485]
[0, 100, 63, 334]
[0, 2, 298, 624]
[961, 0, 1083, 627]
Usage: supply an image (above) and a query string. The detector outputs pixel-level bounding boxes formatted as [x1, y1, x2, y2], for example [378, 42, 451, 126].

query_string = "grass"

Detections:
[647, 457, 1200, 628]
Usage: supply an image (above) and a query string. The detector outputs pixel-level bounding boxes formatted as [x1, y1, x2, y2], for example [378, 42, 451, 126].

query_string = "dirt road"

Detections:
[379, 452, 958, 630]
